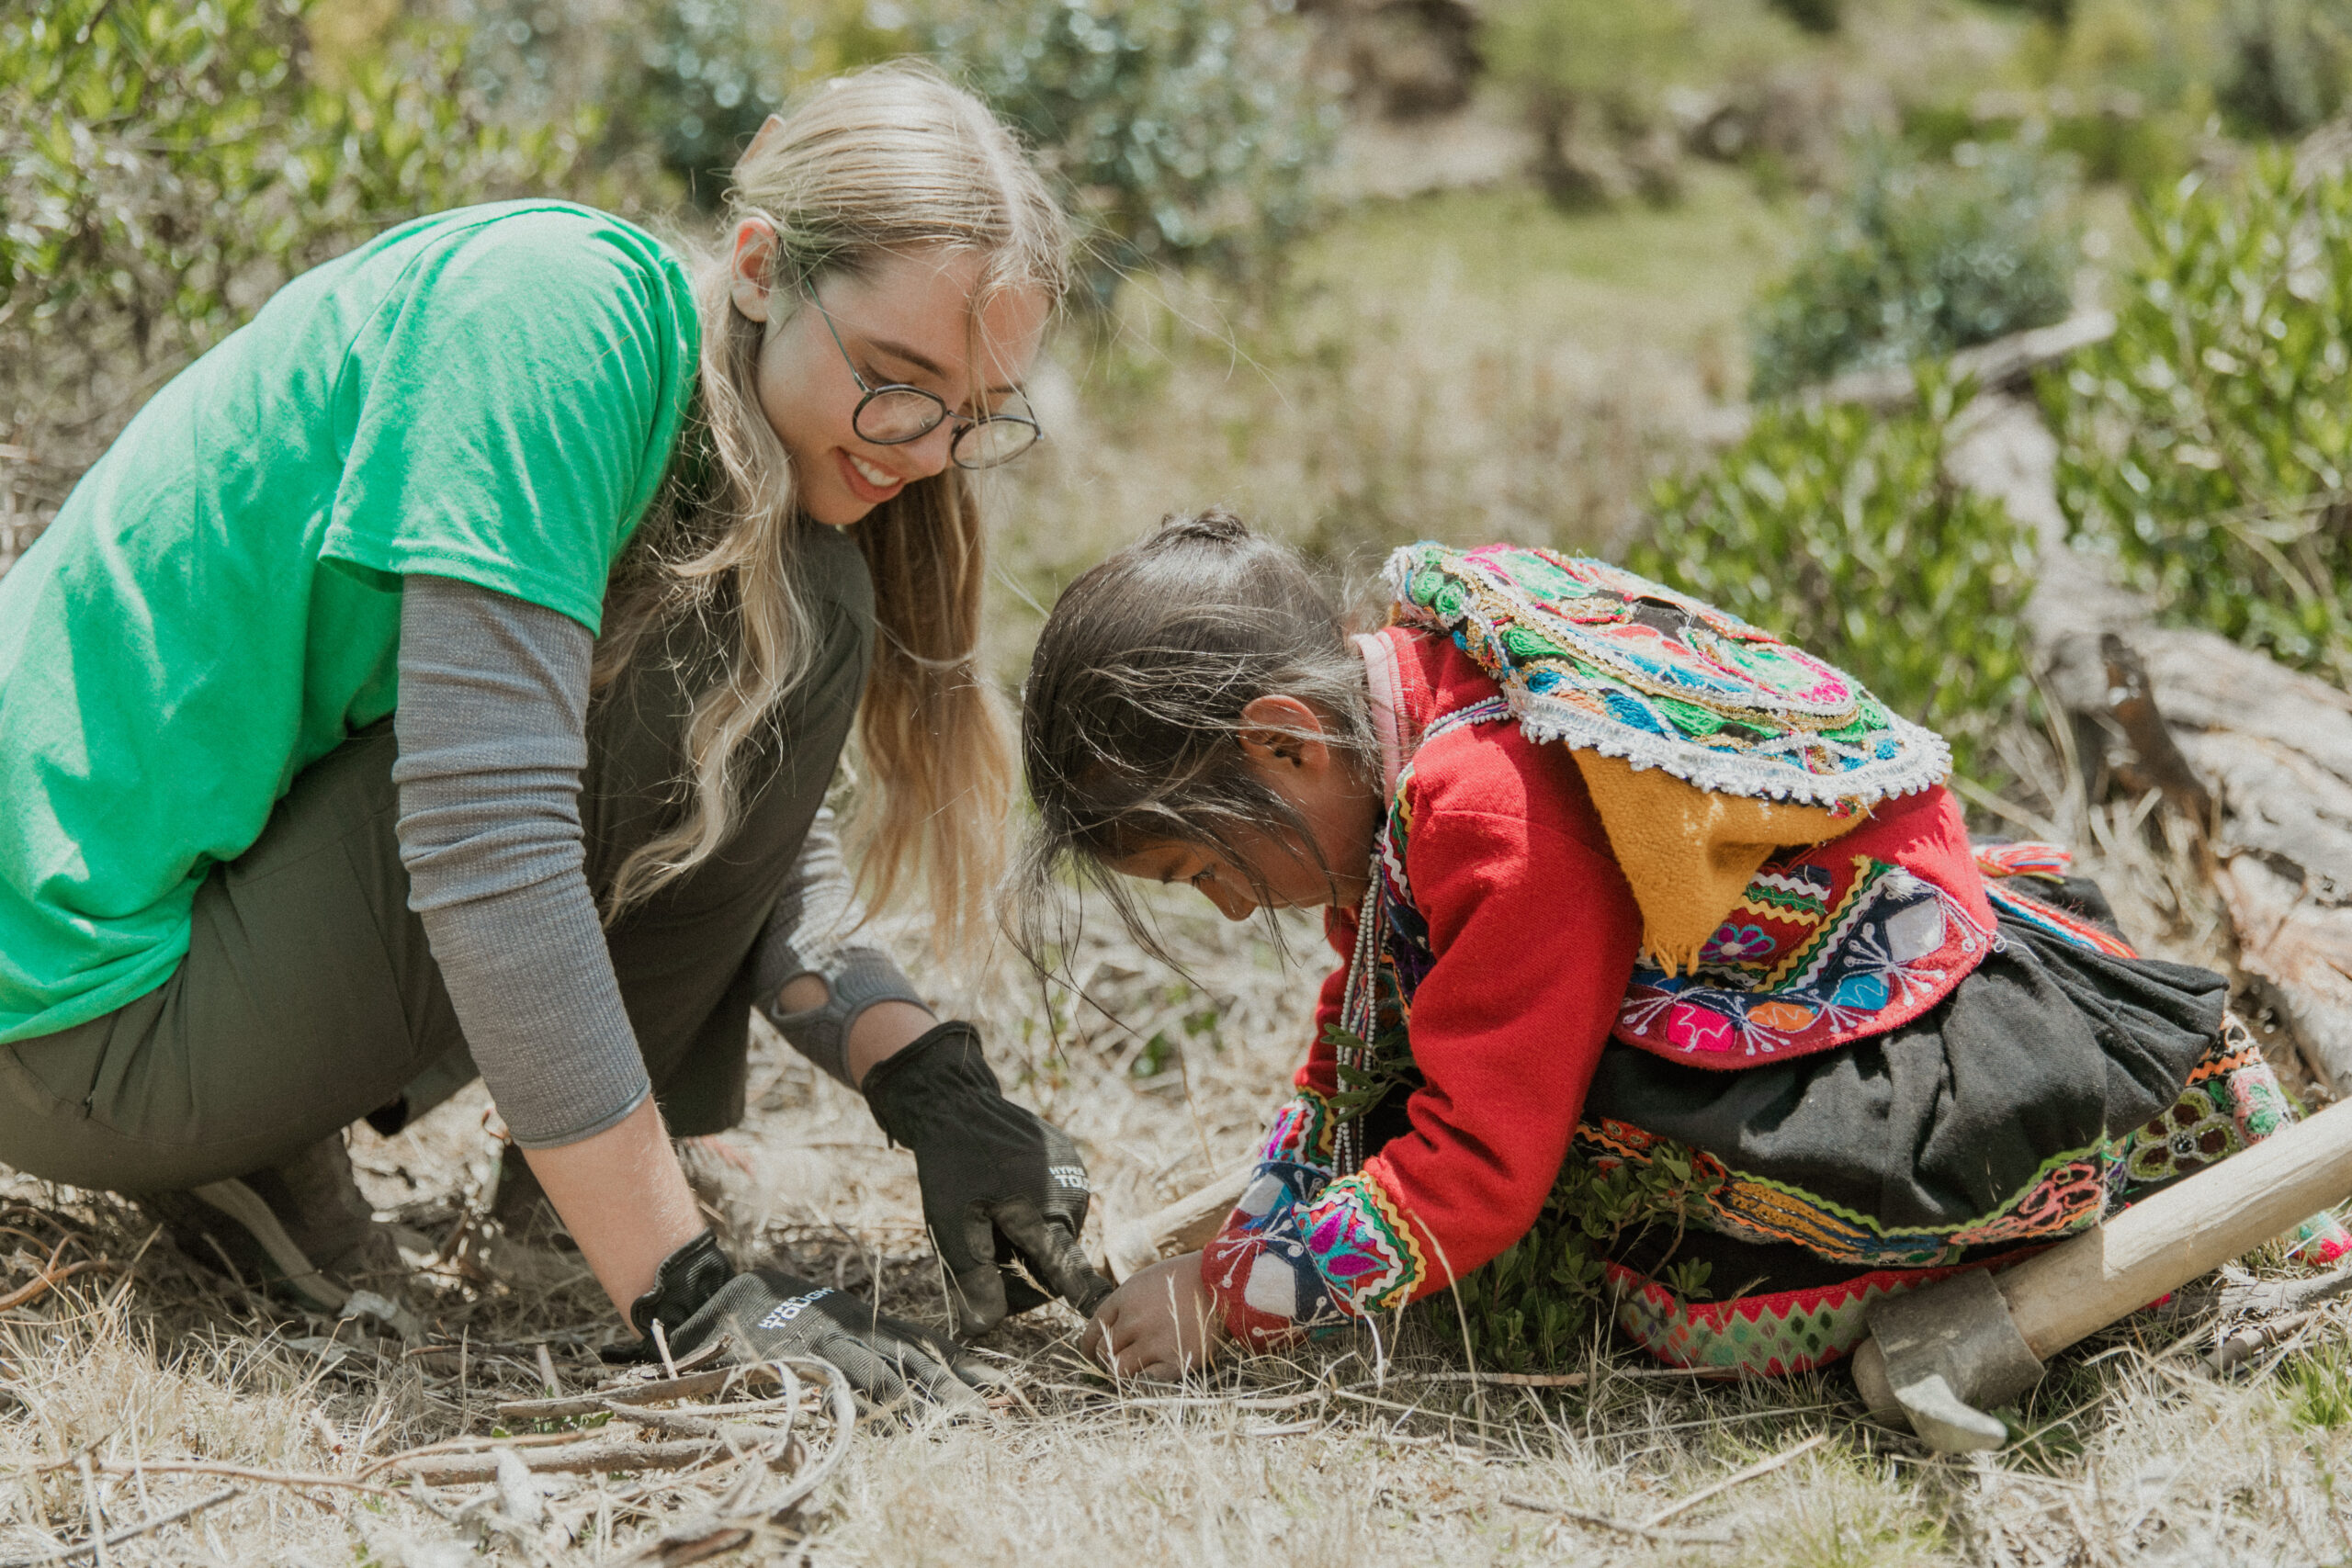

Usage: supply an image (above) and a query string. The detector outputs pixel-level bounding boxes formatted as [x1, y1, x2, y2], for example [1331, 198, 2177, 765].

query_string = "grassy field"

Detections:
[981, 166, 1801, 682]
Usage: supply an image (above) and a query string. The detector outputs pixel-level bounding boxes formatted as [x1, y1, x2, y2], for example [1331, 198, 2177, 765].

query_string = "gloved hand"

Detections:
[862, 1021, 1115, 1337]
[626, 1230, 995, 1415]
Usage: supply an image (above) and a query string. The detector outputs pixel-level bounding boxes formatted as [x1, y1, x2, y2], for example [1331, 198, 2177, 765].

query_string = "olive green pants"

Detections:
[0, 528, 874, 1193]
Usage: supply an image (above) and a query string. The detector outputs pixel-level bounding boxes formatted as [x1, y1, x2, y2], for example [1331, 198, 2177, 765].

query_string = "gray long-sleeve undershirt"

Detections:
[392, 574, 923, 1146]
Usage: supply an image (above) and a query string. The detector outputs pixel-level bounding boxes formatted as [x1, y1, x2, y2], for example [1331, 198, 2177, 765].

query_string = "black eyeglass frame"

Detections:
[808, 295, 1043, 471]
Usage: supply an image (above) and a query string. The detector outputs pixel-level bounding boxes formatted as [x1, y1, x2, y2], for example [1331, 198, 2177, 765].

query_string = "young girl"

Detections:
[1028, 513, 2346, 1381]
[0, 64, 1105, 1405]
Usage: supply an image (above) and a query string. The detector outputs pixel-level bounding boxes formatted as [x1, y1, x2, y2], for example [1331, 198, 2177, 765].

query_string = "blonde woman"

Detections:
[0, 65, 1105, 1406]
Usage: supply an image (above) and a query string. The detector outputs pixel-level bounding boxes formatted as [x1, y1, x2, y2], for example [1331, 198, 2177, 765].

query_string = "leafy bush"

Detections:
[615, 0, 1338, 288]
[2045, 157, 2352, 679]
[939, 0, 1336, 288]
[2220, 0, 2352, 135]
[1748, 143, 2080, 398]
[616, 0, 910, 199]
[1428, 1142, 1720, 1373]
[0, 0, 584, 460]
[1631, 375, 2039, 784]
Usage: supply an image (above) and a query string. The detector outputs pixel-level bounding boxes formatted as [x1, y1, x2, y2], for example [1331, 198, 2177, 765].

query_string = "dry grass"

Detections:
[4, 865, 2351, 1564]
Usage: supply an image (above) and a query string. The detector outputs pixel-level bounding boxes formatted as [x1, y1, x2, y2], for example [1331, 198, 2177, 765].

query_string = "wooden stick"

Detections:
[496, 1367, 741, 1422]
[1105, 1168, 1250, 1281]
[42, 1461, 390, 1498]
[597, 1402, 721, 1439]
[0, 1487, 239, 1568]
[394, 1438, 732, 1487]
[1639, 1432, 1828, 1529]
[2001, 1098, 2352, 1359]
[1389, 1371, 1589, 1388]
[1495, 1494, 1734, 1545]
[356, 1428, 615, 1481]
[0, 1258, 120, 1312]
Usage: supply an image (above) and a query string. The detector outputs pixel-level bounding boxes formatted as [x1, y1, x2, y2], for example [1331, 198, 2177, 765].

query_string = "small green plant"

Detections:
[2286, 1338, 2352, 1428]
[1632, 374, 2039, 784]
[1748, 142, 2080, 398]
[1430, 1141, 1722, 1373]
[2044, 155, 2352, 679]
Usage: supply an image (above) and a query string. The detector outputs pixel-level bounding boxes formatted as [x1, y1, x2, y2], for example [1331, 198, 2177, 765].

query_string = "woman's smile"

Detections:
[839, 448, 906, 502]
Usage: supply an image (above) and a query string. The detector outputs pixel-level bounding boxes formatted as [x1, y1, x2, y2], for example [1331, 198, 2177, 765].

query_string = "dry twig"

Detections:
[0, 1487, 239, 1568]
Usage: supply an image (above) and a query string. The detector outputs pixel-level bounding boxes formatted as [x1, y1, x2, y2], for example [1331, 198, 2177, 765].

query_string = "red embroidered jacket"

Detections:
[1203, 627, 1990, 1347]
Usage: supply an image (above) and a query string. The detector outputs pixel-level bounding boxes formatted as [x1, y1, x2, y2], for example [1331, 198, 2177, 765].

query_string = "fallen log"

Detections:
[1948, 394, 2352, 1091]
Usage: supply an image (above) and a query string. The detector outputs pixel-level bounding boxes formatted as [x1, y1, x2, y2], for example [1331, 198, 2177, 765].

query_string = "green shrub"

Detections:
[1748, 142, 2080, 398]
[0, 0, 583, 455]
[1428, 1142, 1720, 1373]
[2044, 156, 2352, 679]
[616, 0, 909, 200]
[1632, 375, 2038, 784]
[615, 0, 1338, 289]
[937, 0, 1337, 289]
[2219, 0, 2352, 135]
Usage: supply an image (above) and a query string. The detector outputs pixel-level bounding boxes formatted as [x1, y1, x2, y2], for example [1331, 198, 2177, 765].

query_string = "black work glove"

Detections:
[862, 1021, 1115, 1337]
[623, 1230, 995, 1415]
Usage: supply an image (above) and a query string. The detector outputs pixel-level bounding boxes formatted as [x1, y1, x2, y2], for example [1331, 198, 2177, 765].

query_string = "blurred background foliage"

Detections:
[607, 0, 1339, 290]
[0, 0, 589, 475]
[6, 0, 2351, 756]
[1747, 141, 2079, 397]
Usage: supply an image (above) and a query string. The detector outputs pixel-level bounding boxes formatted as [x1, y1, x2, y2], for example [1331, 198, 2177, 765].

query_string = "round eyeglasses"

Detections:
[810, 297, 1043, 470]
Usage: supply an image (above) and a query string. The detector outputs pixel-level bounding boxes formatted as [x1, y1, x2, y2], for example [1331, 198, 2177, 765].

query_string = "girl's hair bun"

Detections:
[1153, 506, 1252, 546]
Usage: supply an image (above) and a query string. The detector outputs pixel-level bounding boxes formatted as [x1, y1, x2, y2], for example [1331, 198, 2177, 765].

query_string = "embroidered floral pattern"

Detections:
[1204, 1153, 1351, 1348]
[1260, 1090, 1336, 1167]
[2115, 1014, 2352, 1260]
[1612, 853, 1997, 1065]
[1385, 541, 1951, 807]
[1299, 1173, 1428, 1315]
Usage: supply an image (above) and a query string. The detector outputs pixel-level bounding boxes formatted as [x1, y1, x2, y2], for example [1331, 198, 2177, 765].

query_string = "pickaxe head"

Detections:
[1853, 1269, 2043, 1452]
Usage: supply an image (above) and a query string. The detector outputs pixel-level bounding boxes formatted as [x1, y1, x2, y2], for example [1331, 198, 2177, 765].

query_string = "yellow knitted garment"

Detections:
[1571, 750, 1861, 975]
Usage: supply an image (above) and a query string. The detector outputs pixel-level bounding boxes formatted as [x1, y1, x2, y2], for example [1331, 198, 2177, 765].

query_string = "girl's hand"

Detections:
[1080, 1253, 1226, 1381]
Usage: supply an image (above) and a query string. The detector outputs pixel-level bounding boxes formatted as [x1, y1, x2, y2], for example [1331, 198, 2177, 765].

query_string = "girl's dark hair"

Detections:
[1017, 508, 1375, 961]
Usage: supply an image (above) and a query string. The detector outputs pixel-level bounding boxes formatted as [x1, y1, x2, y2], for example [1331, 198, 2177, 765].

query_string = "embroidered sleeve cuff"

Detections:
[1204, 1158, 1351, 1348]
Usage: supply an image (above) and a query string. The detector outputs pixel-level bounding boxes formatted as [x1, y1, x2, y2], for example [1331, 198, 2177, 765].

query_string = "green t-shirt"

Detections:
[0, 201, 699, 1043]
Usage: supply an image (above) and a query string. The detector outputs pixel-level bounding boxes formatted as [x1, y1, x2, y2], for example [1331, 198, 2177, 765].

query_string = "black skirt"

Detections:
[1584, 876, 2226, 1288]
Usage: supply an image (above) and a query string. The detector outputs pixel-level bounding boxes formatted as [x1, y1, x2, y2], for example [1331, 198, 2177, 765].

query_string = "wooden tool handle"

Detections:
[1104, 1168, 1250, 1283]
[1999, 1096, 2352, 1358]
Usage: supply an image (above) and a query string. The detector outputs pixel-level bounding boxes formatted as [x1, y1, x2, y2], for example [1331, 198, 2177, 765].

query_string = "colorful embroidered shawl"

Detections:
[1384, 543, 1950, 805]
[1385, 544, 1952, 971]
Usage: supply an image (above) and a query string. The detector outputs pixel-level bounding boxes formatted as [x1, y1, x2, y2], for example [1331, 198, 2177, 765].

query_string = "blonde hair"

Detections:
[594, 62, 1072, 962]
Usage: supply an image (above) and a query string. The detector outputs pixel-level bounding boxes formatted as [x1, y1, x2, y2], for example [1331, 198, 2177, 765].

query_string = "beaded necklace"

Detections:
[1331, 832, 1385, 1179]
